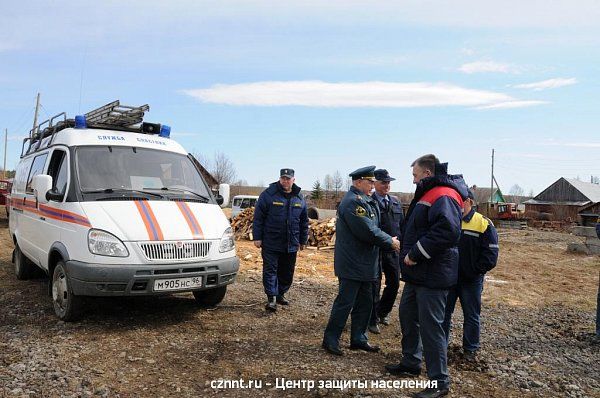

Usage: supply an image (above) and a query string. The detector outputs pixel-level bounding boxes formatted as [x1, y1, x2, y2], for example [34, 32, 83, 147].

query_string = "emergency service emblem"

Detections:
[356, 206, 367, 217]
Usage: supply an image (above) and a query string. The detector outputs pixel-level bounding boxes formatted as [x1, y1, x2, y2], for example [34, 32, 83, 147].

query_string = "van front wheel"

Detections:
[52, 261, 83, 321]
[193, 286, 227, 307]
[14, 244, 36, 280]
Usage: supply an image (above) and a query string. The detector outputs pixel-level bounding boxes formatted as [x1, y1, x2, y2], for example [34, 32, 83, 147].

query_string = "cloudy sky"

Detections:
[1, 0, 599, 194]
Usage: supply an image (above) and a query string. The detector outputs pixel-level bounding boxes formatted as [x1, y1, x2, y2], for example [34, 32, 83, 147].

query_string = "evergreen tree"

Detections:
[311, 180, 323, 200]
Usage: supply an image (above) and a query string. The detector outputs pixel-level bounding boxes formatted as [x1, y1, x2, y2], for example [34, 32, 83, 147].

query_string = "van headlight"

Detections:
[88, 229, 129, 257]
[219, 227, 235, 253]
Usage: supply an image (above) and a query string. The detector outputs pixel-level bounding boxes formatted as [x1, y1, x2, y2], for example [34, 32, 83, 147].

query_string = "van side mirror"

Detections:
[215, 195, 224, 206]
[218, 183, 230, 208]
[46, 188, 65, 202]
[32, 175, 52, 204]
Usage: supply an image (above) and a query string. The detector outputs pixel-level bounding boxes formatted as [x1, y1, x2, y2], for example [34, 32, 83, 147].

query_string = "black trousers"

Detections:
[262, 249, 297, 297]
[370, 251, 400, 324]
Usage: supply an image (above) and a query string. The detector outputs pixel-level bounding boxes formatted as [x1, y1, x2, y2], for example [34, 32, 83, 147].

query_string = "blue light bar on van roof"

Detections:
[159, 125, 171, 138]
[74, 115, 87, 129]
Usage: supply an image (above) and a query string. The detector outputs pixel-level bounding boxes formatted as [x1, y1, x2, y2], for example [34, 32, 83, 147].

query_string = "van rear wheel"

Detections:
[52, 261, 83, 321]
[14, 243, 36, 280]
[193, 286, 227, 307]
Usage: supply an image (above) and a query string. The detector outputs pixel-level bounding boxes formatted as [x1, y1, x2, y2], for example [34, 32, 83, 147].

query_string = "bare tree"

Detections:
[509, 184, 524, 197]
[332, 170, 343, 199]
[323, 174, 333, 199]
[344, 177, 352, 191]
[191, 151, 237, 185]
[211, 151, 237, 184]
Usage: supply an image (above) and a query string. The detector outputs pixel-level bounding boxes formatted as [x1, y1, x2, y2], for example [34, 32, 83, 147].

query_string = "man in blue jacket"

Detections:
[385, 154, 467, 398]
[252, 168, 309, 312]
[322, 166, 400, 356]
[369, 169, 404, 334]
[442, 189, 499, 361]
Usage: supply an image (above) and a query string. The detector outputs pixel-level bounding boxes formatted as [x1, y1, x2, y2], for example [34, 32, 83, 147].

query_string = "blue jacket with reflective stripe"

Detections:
[458, 209, 499, 282]
[252, 182, 309, 253]
[400, 163, 468, 289]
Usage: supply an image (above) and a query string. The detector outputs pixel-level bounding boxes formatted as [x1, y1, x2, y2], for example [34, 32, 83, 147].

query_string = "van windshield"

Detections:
[76, 146, 212, 200]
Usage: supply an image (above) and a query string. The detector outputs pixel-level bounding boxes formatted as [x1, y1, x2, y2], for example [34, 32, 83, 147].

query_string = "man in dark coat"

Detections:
[442, 189, 499, 361]
[252, 168, 309, 312]
[385, 154, 468, 398]
[322, 166, 400, 356]
[369, 169, 404, 334]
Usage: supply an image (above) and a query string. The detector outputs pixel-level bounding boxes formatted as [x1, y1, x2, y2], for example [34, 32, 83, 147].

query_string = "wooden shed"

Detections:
[524, 178, 600, 221]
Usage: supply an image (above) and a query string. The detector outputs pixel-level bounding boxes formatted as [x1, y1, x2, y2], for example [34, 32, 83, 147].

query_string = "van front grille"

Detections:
[140, 241, 212, 261]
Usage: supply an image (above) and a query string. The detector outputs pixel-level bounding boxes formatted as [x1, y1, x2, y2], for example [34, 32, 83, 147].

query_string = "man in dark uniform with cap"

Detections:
[253, 168, 309, 312]
[322, 166, 401, 356]
[368, 169, 405, 334]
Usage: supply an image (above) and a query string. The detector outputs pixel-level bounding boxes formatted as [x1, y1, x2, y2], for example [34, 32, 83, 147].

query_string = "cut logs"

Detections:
[308, 218, 336, 247]
[231, 207, 255, 240]
[230, 207, 337, 248]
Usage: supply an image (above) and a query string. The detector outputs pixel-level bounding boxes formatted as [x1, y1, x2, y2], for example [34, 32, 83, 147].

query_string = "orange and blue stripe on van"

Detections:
[11, 197, 91, 228]
[134, 200, 164, 241]
[176, 201, 205, 239]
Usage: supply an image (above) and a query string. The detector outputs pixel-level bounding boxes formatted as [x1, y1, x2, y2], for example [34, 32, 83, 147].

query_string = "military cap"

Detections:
[280, 168, 295, 178]
[349, 165, 376, 181]
[374, 169, 396, 182]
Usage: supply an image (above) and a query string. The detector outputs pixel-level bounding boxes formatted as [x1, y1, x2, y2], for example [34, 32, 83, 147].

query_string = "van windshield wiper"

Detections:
[82, 188, 165, 199]
[144, 187, 210, 203]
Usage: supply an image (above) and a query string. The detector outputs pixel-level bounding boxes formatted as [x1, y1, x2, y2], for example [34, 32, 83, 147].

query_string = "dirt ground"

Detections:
[1, 209, 599, 397]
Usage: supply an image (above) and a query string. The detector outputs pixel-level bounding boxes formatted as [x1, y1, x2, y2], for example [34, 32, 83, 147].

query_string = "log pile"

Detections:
[231, 208, 255, 240]
[308, 218, 336, 247]
[231, 208, 337, 248]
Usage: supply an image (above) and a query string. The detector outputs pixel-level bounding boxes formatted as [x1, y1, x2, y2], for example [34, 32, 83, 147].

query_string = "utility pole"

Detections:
[490, 148, 495, 203]
[3, 128, 7, 179]
[31, 93, 41, 139]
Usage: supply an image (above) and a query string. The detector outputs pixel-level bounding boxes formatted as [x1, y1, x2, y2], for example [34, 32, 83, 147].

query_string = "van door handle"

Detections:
[39, 216, 46, 221]
[13, 208, 23, 213]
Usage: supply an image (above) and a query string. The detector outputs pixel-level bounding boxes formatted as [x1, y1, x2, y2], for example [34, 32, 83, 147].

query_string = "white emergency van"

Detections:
[9, 101, 239, 321]
[231, 195, 259, 219]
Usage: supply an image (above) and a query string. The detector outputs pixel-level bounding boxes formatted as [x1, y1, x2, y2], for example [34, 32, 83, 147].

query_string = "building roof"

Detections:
[564, 178, 600, 203]
[523, 177, 600, 206]
[470, 186, 506, 203]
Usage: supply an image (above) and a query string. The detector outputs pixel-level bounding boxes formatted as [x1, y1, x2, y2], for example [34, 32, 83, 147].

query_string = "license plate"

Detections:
[153, 276, 202, 292]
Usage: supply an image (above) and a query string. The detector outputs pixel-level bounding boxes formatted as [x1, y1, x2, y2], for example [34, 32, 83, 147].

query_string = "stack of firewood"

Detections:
[230, 208, 337, 247]
[308, 218, 336, 247]
[231, 208, 255, 240]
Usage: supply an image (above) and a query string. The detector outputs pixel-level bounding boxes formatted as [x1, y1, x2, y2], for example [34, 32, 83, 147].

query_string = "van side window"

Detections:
[25, 153, 48, 194]
[48, 150, 68, 196]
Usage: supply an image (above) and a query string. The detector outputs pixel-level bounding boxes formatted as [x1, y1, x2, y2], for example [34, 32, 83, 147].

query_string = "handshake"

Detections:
[391, 236, 401, 252]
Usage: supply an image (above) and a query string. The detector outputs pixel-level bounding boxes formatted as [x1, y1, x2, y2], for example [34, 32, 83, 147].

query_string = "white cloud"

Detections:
[181, 80, 542, 109]
[458, 60, 520, 74]
[512, 77, 577, 91]
[475, 100, 548, 110]
[543, 140, 600, 148]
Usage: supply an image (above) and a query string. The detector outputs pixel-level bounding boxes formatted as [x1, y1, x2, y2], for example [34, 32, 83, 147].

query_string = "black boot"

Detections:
[276, 294, 289, 305]
[265, 296, 277, 312]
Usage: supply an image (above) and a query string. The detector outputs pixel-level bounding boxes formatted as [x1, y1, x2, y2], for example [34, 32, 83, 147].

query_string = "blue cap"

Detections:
[467, 189, 475, 200]
[374, 169, 395, 182]
[349, 165, 376, 181]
